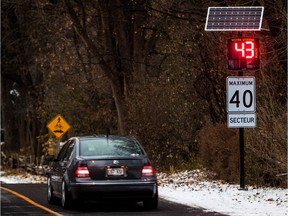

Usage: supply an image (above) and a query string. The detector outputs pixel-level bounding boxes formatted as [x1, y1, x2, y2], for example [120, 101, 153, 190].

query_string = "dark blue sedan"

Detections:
[47, 135, 158, 210]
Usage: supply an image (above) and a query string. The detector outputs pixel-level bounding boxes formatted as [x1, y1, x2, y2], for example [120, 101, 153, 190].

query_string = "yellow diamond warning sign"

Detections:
[47, 114, 71, 138]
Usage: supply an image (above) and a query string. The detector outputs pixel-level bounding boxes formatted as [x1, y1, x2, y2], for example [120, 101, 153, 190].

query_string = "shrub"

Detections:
[199, 124, 239, 183]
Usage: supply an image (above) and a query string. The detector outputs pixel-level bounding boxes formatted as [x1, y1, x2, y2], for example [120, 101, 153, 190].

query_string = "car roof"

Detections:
[74, 135, 138, 142]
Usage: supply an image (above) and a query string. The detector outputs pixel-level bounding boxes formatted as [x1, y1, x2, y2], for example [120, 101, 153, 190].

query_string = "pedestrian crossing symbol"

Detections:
[47, 114, 71, 138]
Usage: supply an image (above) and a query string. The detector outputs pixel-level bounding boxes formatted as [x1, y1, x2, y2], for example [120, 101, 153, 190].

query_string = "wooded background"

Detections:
[1, 0, 287, 187]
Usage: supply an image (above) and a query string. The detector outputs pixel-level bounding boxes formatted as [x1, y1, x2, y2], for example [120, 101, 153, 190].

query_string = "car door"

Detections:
[60, 140, 75, 179]
[50, 140, 71, 193]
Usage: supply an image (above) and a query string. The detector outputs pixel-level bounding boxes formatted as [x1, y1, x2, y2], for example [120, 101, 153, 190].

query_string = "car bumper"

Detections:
[68, 180, 158, 201]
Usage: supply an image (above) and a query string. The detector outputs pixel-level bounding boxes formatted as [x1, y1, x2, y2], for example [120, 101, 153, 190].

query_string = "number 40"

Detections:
[230, 90, 253, 108]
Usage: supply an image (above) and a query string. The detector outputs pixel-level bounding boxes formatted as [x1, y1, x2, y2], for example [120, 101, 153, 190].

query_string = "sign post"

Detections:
[227, 76, 256, 189]
[205, 6, 263, 190]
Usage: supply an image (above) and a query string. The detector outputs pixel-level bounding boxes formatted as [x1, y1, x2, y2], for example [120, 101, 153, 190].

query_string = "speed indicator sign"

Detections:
[227, 76, 256, 113]
[227, 38, 260, 70]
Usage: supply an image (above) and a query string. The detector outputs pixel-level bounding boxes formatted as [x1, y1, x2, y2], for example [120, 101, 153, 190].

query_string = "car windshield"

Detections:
[80, 138, 144, 157]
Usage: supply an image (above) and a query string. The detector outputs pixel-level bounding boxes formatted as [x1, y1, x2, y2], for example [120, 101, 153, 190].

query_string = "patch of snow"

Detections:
[0, 171, 46, 184]
[157, 171, 287, 216]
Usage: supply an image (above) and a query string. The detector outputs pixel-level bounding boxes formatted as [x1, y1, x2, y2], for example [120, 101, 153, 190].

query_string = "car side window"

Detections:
[56, 141, 70, 161]
[62, 140, 75, 162]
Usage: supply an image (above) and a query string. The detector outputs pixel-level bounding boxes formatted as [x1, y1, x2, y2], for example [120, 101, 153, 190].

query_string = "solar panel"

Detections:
[205, 7, 264, 31]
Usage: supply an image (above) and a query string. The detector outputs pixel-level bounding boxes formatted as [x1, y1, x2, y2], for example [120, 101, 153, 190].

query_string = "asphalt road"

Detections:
[1, 184, 228, 216]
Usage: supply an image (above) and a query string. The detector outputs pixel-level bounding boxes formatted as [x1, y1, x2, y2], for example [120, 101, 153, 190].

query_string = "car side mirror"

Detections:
[45, 155, 56, 162]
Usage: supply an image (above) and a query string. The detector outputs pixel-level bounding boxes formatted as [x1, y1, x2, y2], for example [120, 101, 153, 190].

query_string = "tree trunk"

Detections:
[1, 79, 21, 152]
[110, 78, 127, 135]
[64, 0, 129, 135]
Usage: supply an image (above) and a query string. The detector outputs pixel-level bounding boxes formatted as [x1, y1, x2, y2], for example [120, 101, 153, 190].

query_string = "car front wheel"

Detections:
[47, 176, 57, 204]
[61, 180, 73, 209]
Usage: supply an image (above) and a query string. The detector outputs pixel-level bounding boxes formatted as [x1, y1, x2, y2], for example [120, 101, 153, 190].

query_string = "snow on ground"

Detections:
[0, 171, 46, 184]
[158, 171, 287, 216]
[0, 169, 287, 216]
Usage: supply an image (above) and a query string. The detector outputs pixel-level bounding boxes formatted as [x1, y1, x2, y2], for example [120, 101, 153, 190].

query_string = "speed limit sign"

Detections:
[227, 77, 256, 113]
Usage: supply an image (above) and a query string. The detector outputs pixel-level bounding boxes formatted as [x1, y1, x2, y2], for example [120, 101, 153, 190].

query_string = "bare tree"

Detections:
[1, 1, 45, 154]
[63, 0, 158, 135]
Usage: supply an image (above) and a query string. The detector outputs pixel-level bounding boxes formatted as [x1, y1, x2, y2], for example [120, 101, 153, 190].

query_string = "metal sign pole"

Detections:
[239, 127, 245, 189]
[238, 69, 246, 190]
[237, 31, 245, 190]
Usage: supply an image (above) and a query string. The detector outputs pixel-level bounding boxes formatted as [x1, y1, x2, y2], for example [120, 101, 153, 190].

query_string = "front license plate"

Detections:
[106, 168, 125, 176]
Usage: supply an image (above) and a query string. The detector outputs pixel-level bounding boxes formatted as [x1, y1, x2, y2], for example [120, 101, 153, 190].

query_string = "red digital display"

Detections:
[227, 38, 260, 70]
